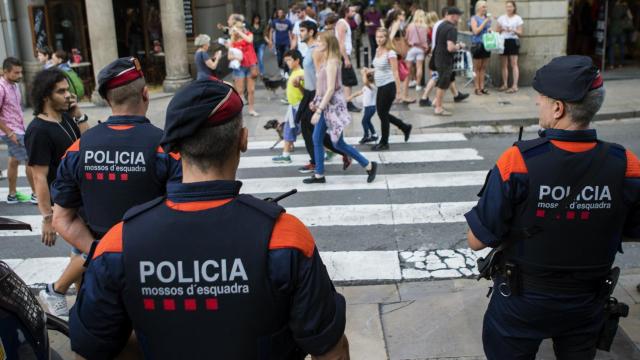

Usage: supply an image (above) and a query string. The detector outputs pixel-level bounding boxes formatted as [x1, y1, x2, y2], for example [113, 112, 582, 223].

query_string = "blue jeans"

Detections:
[255, 43, 266, 75]
[313, 113, 369, 175]
[607, 34, 626, 67]
[362, 106, 377, 137]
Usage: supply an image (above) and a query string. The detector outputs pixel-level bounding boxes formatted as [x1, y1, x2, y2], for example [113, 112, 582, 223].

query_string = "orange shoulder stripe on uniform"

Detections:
[627, 149, 640, 178]
[550, 140, 597, 153]
[156, 146, 165, 154]
[62, 139, 81, 158]
[92, 222, 124, 259]
[108, 125, 134, 131]
[169, 152, 181, 160]
[496, 146, 528, 182]
[165, 198, 233, 211]
[269, 213, 315, 258]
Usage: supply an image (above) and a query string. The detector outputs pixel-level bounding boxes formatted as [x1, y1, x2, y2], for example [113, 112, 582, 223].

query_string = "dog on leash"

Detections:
[263, 119, 284, 150]
[262, 77, 287, 101]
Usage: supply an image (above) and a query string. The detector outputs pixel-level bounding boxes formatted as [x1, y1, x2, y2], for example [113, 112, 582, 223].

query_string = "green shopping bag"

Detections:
[482, 32, 504, 53]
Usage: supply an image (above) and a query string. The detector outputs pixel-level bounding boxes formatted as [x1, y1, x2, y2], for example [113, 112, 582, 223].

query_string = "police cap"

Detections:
[160, 79, 243, 150]
[532, 55, 604, 102]
[97, 57, 145, 99]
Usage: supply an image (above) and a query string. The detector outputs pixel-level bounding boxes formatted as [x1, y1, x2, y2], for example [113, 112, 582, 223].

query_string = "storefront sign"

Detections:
[184, 0, 194, 38]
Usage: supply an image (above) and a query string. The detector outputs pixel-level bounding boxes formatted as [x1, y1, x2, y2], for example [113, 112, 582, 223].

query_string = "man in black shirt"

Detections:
[24, 68, 84, 316]
[433, 7, 465, 116]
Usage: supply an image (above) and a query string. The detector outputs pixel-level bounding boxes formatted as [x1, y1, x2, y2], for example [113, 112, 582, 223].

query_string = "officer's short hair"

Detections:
[563, 87, 605, 127]
[105, 77, 146, 106]
[178, 115, 243, 171]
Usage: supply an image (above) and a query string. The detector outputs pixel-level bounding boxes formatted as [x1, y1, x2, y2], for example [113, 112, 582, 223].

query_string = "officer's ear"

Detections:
[141, 86, 150, 103]
[239, 126, 248, 153]
[553, 99, 566, 120]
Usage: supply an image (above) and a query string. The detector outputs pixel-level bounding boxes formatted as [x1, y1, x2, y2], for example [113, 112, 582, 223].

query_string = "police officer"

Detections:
[41, 57, 181, 317]
[69, 79, 350, 359]
[465, 55, 640, 359]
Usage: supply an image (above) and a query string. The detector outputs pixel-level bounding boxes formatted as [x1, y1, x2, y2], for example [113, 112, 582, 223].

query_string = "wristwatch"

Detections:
[75, 114, 88, 124]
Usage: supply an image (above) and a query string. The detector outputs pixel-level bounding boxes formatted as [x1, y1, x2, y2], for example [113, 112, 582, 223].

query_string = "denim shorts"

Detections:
[1, 134, 28, 162]
[232, 66, 253, 78]
[284, 121, 300, 142]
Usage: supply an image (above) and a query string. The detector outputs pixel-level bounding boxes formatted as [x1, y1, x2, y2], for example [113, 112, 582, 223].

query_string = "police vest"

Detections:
[505, 138, 628, 288]
[78, 122, 164, 236]
[121, 195, 304, 359]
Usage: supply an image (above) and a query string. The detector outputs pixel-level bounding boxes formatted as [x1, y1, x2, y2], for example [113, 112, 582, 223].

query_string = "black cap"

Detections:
[447, 7, 463, 15]
[160, 79, 244, 151]
[97, 57, 144, 98]
[533, 55, 603, 102]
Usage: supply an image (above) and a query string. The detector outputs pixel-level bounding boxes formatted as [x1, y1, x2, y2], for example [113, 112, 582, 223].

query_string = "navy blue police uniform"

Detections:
[69, 80, 346, 359]
[465, 56, 640, 359]
[52, 57, 181, 239]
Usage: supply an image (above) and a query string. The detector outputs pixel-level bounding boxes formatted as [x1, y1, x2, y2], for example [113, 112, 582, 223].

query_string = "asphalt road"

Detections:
[1, 119, 639, 273]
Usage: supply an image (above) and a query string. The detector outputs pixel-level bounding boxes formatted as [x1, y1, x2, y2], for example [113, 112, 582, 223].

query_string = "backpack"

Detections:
[63, 69, 85, 99]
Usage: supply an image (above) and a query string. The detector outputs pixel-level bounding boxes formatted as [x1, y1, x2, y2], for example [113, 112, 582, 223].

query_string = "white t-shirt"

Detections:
[335, 18, 353, 55]
[497, 14, 523, 39]
[293, 16, 317, 55]
[362, 85, 377, 107]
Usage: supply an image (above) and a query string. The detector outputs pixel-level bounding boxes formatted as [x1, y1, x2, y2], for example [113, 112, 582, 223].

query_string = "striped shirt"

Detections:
[372, 50, 397, 87]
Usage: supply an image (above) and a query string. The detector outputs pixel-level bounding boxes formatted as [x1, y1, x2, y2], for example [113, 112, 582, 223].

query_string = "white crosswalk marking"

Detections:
[240, 148, 482, 168]
[1, 133, 489, 283]
[248, 132, 468, 150]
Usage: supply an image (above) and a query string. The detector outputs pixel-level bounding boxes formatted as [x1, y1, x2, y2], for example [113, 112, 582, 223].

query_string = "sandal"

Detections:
[497, 86, 508, 92]
[506, 88, 518, 94]
[474, 89, 483, 96]
[434, 109, 452, 116]
[402, 98, 416, 104]
[481, 89, 489, 95]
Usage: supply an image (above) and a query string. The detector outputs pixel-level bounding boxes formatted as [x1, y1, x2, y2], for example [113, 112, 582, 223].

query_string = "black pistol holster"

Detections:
[597, 267, 629, 352]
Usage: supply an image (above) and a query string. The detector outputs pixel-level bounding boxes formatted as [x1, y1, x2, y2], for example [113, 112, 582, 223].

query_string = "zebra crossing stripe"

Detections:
[241, 171, 487, 194]
[248, 133, 468, 150]
[240, 148, 483, 169]
[0, 201, 476, 237]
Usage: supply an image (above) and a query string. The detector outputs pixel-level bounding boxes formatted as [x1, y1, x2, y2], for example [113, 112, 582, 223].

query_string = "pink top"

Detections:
[311, 58, 351, 143]
[0, 77, 24, 135]
[314, 58, 342, 95]
[406, 24, 429, 48]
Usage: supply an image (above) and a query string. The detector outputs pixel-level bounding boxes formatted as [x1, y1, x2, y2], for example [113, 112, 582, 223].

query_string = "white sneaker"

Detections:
[416, 85, 423, 91]
[39, 288, 69, 317]
[409, 80, 417, 88]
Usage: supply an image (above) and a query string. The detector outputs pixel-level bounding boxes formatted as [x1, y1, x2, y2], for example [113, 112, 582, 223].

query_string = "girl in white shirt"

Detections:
[348, 69, 378, 144]
[497, 0, 524, 93]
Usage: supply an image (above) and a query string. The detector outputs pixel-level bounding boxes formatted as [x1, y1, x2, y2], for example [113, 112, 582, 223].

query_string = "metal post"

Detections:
[363, 46, 369, 68]
[2, 0, 19, 57]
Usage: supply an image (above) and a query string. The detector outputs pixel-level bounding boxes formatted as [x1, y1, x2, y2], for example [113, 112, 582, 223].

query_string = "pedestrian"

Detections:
[0, 57, 36, 204]
[69, 79, 350, 359]
[324, 13, 338, 32]
[294, 20, 351, 175]
[335, 3, 361, 112]
[465, 55, 640, 359]
[405, 9, 430, 92]
[318, 0, 334, 28]
[269, 8, 294, 75]
[363, 4, 383, 64]
[193, 34, 222, 81]
[419, 7, 468, 107]
[40, 58, 182, 317]
[347, 68, 378, 144]
[51, 50, 85, 105]
[607, 0, 632, 69]
[24, 68, 84, 315]
[291, 2, 317, 55]
[228, 21, 259, 117]
[250, 14, 268, 77]
[432, 7, 466, 116]
[36, 47, 54, 70]
[385, 9, 414, 103]
[497, 0, 523, 93]
[272, 50, 304, 164]
[470, 1, 492, 95]
[368, 27, 412, 151]
[305, 32, 377, 184]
